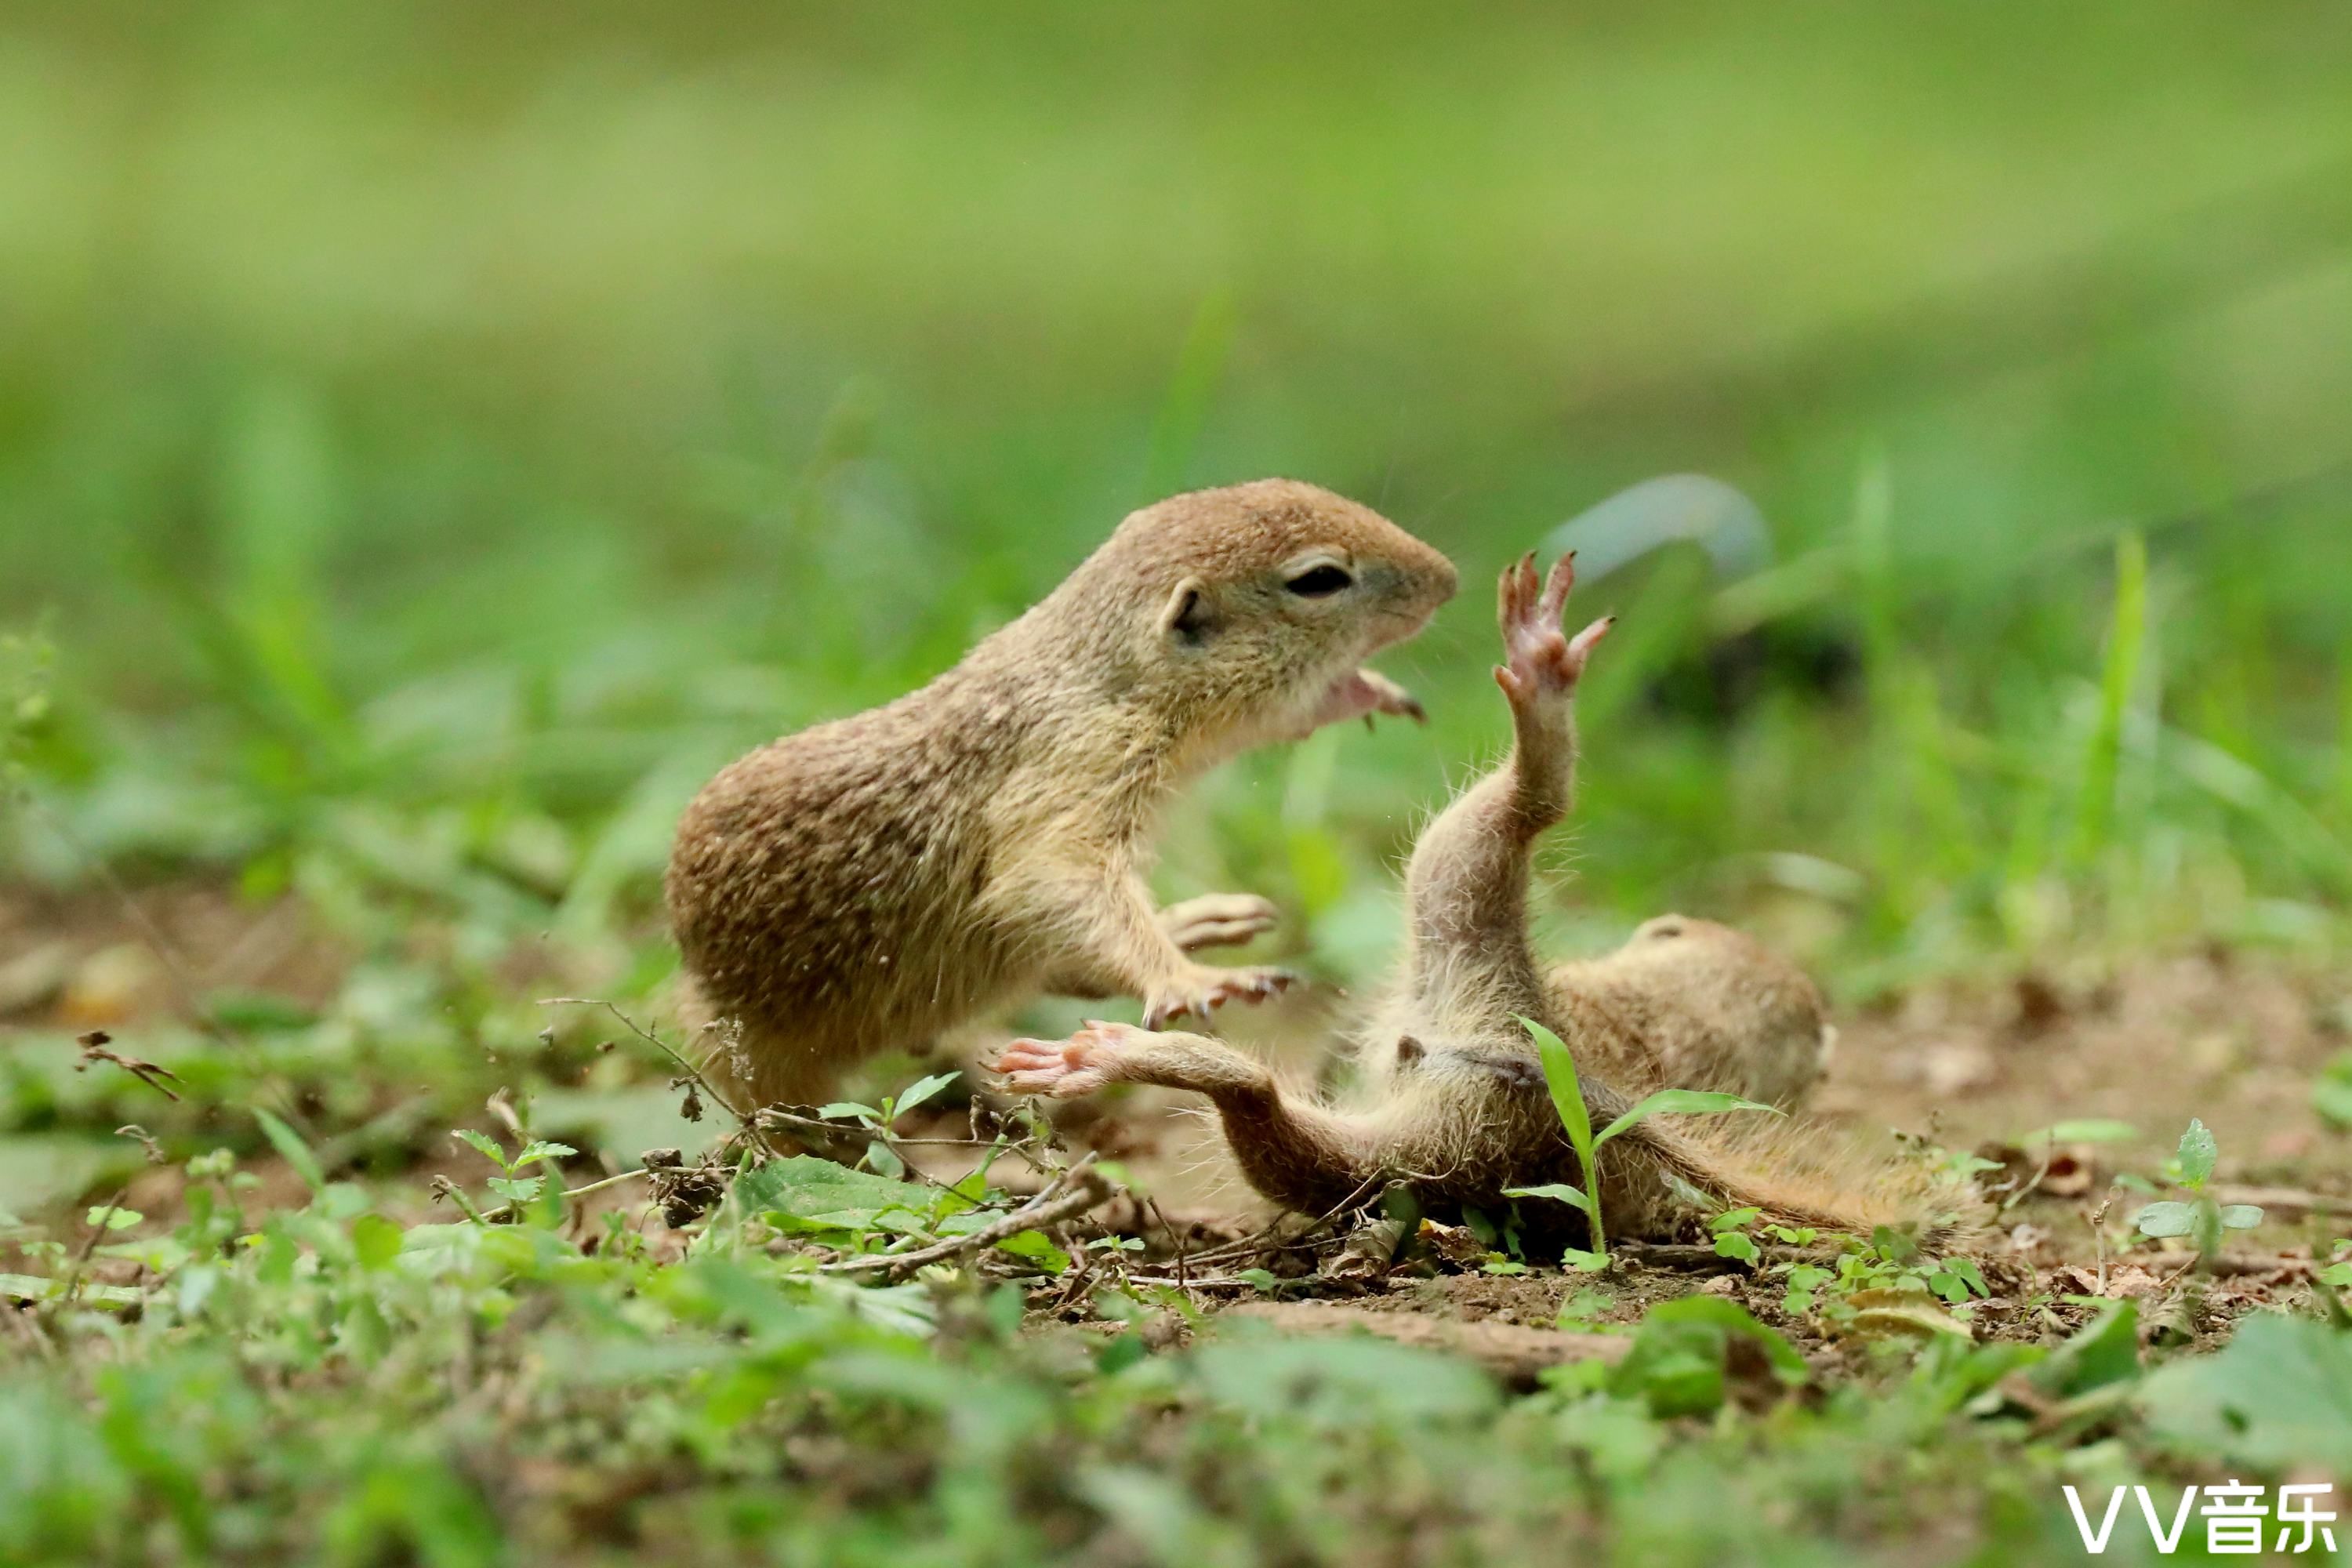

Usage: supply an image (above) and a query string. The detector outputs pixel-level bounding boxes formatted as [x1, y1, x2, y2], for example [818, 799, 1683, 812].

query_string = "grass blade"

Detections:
[1503, 1182, 1595, 1218]
[2071, 528, 2147, 863]
[1520, 1018, 1592, 1156]
[254, 1107, 326, 1192]
[1595, 1089, 1783, 1148]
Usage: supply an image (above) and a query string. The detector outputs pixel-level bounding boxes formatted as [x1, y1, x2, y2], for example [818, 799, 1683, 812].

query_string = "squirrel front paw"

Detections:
[1494, 551, 1611, 710]
[993, 1021, 1146, 1098]
[1142, 965, 1295, 1029]
[1159, 893, 1280, 953]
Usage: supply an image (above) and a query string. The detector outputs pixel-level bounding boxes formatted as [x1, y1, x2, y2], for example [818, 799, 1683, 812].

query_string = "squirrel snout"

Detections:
[1367, 550, 1459, 631]
[1405, 549, 1460, 612]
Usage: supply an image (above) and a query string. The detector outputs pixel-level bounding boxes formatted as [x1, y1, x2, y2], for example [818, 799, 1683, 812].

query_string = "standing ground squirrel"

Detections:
[666, 479, 1458, 1107]
[996, 552, 1964, 1247]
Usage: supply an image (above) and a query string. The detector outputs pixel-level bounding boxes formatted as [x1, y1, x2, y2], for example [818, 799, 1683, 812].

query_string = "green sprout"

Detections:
[1506, 1018, 1782, 1269]
[2132, 1118, 2262, 1262]
[454, 1127, 579, 1214]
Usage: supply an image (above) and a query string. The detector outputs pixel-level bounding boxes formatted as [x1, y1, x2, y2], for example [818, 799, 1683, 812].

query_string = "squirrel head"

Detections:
[1623, 915, 1828, 1037]
[1066, 478, 1457, 770]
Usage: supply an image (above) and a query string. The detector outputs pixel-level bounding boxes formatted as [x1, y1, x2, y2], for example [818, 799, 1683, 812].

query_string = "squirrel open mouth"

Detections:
[1308, 666, 1426, 728]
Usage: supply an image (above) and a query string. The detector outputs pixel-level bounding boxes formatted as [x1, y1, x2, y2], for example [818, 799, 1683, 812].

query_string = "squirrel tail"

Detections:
[1621, 1114, 1987, 1254]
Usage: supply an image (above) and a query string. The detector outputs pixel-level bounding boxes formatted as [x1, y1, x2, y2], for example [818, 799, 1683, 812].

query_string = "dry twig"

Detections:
[822, 1156, 1112, 1282]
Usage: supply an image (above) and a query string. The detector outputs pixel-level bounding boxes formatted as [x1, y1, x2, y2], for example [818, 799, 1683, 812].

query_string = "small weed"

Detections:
[2131, 1119, 2263, 1262]
[1508, 1018, 1780, 1268]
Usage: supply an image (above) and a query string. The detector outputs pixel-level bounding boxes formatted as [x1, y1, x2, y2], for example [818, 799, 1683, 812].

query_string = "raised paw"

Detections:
[1142, 965, 1296, 1029]
[1298, 666, 1428, 733]
[1160, 893, 1281, 953]
[1494, 551, 1612, 706]
[991, 1022, 1145, 1098]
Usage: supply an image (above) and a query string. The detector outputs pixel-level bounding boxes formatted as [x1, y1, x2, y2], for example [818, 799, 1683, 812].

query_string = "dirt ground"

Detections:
[1042, 942, 2352, 1361]
[8, 883, 2350, 1357]
[1068, 944, 2352, 1215]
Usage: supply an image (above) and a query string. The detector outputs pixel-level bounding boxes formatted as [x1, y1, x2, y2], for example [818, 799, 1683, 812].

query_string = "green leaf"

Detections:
[1708, 1207, 1762, 1233]
[889, 1071, 963, 1123]
[2216, 1204, 2263, 1230]
[1502, 1181, 1593, 1216]
[993, 1229, 1070, 1274]
[817, 1102, 881, 1123]
[1555, 1290, 1610, 1326]
[1595, 1088, 1782, 1148]
[350, 1213, 403, 1271]
[85, 1205, 141, 1232]
[451, 1127, 507, 1170]
[1932, 1256, 1990, 1300]
[510, 1140, 576, 1171]
[1094, 1331, 1148, 1375]
[2141, 1312, 2352, 1472]
[1780, 1263, 1831, 1313]
[2133, 1200, 2197, 1239]
[1520, 1018, 1592, 1159]
[731, 1155, 935, 1236]
[2313, 1053, 2352, 1130]
[1609, 1297, 1808, 1417]
[1236, 1268, 1279, 1293]
[2031, 1301, 2140, 1398]
[1559, 1249, 1610, 1272]
[2174, 1118, 2217, 1190]
[487, 1175, 546, 1203]
[256, 1107, 327, 1190]
[1712, 1232, 1759, 1263]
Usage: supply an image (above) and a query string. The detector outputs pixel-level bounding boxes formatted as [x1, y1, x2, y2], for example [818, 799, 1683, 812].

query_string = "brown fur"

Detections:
[666, 479, 1457, 1106]
[997, 553, 1973, 1250]
[1549, 914, 1832, 1110]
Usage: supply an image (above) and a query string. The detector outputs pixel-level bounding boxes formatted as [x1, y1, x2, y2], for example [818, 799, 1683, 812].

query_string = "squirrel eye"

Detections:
[1284, 564, 1353, 597]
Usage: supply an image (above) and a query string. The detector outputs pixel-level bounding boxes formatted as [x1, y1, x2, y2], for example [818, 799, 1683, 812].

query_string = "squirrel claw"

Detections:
[1142, 967, 1296, 1028]
[1497, 552, 1608, 702]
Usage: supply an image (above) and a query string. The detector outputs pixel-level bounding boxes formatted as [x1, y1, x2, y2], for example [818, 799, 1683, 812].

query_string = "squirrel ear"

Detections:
[1160, 577, 1214, 644]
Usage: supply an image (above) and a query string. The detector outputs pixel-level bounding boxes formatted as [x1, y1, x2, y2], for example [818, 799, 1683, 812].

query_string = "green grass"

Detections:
[4, 5, 2352, 1563]
[5, 3, 2351, 985]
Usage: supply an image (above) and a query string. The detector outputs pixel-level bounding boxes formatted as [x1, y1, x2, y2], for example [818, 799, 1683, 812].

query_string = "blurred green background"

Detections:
[6, 16, 2351, 1556]
[5, 1, 2352, 1002]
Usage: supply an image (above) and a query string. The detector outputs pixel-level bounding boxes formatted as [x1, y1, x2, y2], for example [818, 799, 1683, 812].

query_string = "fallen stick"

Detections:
[822, 1157, 1110, 1281]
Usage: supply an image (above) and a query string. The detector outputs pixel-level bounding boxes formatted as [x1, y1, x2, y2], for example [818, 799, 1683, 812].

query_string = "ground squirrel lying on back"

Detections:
[996, 552, 1963, 1247]
[666, 479, 1458, 1107]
